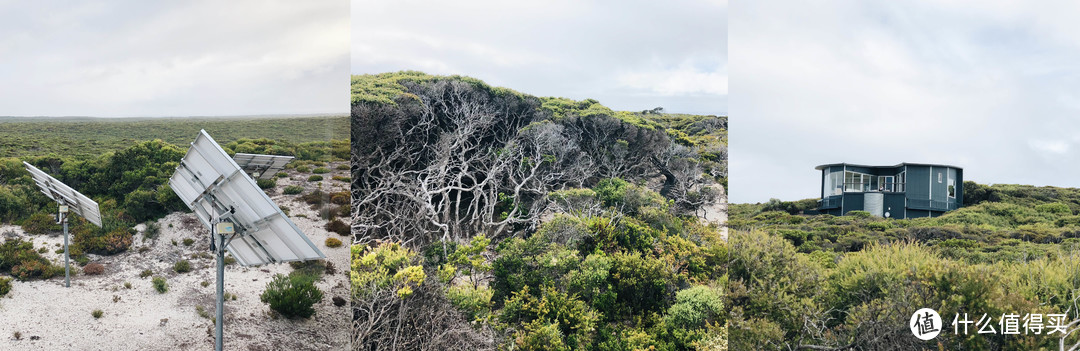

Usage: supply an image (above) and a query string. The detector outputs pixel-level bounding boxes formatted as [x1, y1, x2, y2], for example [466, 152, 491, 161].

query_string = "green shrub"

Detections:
[173, 260, 192, 273]
[332, 175, 349, 182]
[336, 164, 350, 170]
[256, 178, 276, 190]
[276, 172, 288, 178]
[847, 210, 872, 218]
[92, 309, 103, 319]
[1, 239, 63, 280]
[0, 276, 11, 297]
[21, 212, 59, 234]
[307, 175, 323, 182]
[447, 285, 493, 322]
[296, 166, 311, 173]
[283, 186, 303, 195]
[152, 276, 168, 293]
[325, 237, 343, 248]
[139, 269, 153, 278]
[182, 238, 194, 246]
[260, 273, 324, 319]
[1036, 202, 1071, 214]
[311, 167, 330, 174]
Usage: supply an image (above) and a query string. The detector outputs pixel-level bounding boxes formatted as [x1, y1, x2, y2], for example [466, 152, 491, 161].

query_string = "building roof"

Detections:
[814, 162, 963, 171]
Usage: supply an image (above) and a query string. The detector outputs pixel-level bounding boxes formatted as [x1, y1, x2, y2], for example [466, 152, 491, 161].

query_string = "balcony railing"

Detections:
[840, 182, 906, 193]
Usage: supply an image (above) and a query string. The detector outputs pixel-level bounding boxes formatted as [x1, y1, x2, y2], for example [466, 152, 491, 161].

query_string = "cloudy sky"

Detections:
[0, 1, 349, 117]
[730, 0, 1080, 203]
[352, 0, 727, 116]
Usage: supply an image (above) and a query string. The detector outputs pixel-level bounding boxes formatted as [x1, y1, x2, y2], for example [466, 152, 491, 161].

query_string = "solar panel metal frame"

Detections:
[232, 153, 294, 180]
[169, 130, 324, 266]
[23, 162, 102, 227]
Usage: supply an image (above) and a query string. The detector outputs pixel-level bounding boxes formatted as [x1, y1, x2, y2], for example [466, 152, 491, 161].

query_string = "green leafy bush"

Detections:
[276, 172, 288, 178]
[311, 167, 330, 174]
[283, 185, 304, 195]
[152, 276, 168, 293]
[173, 260, 192, 273]
[260, 273, 324, 319]
[296, 166, 311, 173]
[21, 212, 59, 234]
[307, 175, 323, 182]
[325, 237, 343, 248]
[0, 276, 12, 297]
[256, 178, 276, 190]
[92, 309, 103, 319]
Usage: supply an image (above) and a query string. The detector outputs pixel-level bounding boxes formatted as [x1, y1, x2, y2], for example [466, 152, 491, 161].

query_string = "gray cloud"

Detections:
[730, 0, 1080, 203]
[0, 1, 349, 117]
[352, 0, 727, 115]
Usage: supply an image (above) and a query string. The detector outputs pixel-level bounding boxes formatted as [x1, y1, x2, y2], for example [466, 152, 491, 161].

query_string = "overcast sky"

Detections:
[730, 1, 1080, 203]
[352, 0, 727, 116]
[0, 1, 348, 117]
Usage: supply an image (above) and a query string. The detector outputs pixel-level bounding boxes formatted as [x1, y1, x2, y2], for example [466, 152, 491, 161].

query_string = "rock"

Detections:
[159, 318, 168, 327]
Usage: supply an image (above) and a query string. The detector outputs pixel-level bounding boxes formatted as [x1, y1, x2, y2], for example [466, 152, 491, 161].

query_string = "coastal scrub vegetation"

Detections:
[351, 72, 728, 350]
[727, 182, 1080, 350]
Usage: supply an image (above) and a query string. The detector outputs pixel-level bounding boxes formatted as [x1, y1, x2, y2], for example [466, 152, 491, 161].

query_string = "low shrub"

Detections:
[329, 192, 350, 206]
[260, 273, 324, 319]
[307, 175, 323, 182]
[332, 175, 349, 182]
[21, 212, 59, 234]
[296, 166, 311, 173]
[276, 172, 288, 178]
[83, 263, 105, 275]
[256, 178, 276, 190]
[283, 186, 303, 195]
[312, 167, 330, 174]
[336, 164, 350, 170]
[0, 276, 12, 297]
[92, 309, 103, 319]
[325, 237, 343, 248]
[152, 276, 168, 293]
[174, 260, 192, 273]
[182, 238, 195, 246]
[325, 219, 350, 236]
[139, 269, 153, 278]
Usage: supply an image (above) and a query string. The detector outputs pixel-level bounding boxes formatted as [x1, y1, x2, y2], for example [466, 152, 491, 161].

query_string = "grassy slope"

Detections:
[0, 115, 348, 159]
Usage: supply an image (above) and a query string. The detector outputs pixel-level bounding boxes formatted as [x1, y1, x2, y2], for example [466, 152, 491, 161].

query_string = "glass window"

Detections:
[880, 176, 894, 192]
[947, 168, 956, 198]
[938, 172, 943, 183]
[845, 171, 870, 192]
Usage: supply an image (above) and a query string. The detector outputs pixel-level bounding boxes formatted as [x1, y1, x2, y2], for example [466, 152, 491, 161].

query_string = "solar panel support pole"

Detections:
[214, 221, 233, 351]
[215, 231, 224, 351]
[60, 204, 70, 288]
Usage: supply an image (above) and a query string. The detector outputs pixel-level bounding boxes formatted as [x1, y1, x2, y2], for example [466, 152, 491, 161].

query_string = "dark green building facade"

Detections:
[816, 163, 963, 219]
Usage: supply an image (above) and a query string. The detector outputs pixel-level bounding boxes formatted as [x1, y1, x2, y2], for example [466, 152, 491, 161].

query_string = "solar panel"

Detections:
[169, 130, 324, 266]
[23, 162, 102, 227]
[232, 153, 294, 179]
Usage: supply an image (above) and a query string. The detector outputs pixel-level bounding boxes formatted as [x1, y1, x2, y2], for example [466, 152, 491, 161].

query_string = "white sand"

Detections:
[1, 162, 352, 350]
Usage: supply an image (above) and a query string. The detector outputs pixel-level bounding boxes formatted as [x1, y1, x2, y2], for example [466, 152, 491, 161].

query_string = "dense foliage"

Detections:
[728, 181, 1080, 350]
[351, 72, 728, 351]
[261, 273, 325, 319]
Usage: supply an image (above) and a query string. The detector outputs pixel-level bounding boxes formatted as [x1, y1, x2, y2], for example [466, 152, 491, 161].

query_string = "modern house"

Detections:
[816, 163, 963, 219]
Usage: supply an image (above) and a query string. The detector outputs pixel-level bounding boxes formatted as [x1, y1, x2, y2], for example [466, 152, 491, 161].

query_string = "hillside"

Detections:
[727, 182, 1080, 350]
[350, 71, 728, 350]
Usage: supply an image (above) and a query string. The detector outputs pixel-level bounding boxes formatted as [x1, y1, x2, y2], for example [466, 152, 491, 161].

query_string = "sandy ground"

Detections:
[0, 162, 352, 351]
[701, 184, 729, 241]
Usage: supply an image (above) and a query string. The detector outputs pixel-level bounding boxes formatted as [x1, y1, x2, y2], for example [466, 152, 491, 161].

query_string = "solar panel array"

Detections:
[232, 153, 294, 179]
[169, 130, 324, 266]
[23, 162, 102, 227]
